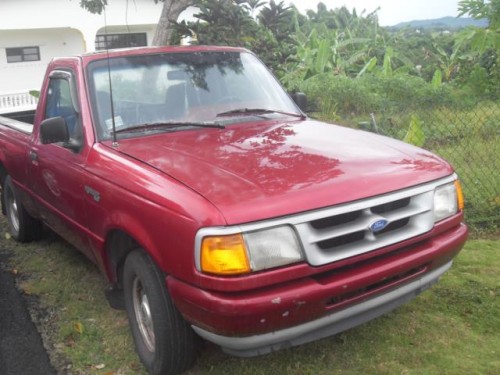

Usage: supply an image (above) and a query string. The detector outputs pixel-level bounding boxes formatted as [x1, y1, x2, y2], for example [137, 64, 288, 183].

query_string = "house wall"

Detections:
[0, 28, 85, 94]
[0, 0, 168, 105]
[0, 0, 163, 47]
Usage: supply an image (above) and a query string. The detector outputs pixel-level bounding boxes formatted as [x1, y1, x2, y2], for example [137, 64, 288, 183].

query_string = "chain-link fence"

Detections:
[363, 103, 500, 231]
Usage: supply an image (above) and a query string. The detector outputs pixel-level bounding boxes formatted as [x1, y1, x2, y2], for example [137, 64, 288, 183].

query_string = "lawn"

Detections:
[0, 215, 498, 375]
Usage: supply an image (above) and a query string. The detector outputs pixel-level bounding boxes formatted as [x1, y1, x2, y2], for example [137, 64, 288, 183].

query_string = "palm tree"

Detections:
[258, 0, 292, 34]
[192, 0, 255, 46]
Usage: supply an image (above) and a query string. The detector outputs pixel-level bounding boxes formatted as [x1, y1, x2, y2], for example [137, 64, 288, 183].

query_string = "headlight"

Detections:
[245, 226, 303, 271]
[199, 226, 303, 276]
[433, 180, 464, 222]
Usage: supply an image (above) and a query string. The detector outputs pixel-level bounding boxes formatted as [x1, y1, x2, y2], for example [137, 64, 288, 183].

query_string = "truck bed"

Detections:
[0, 113, 34, 135]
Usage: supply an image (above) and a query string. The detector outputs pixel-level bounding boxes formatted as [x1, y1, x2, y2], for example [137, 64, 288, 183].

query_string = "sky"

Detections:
[285, 0, 461, 26]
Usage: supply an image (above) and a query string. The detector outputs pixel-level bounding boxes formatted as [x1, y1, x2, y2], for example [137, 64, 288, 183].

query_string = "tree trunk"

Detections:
[152, 0, 196, 46]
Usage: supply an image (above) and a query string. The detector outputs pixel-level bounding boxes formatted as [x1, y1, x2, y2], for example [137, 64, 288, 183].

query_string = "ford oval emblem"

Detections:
[369, 219, 389, 233]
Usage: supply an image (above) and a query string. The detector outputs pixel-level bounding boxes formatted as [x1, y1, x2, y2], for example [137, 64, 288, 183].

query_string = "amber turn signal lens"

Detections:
[200, 234, 250, 275]
[455, 180, 464, 211]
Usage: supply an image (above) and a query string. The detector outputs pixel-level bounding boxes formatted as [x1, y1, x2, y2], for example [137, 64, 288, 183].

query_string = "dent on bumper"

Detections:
[192, 260, 452, 357]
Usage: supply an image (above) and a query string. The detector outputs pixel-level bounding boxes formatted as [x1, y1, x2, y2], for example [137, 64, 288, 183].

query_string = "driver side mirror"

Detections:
[40, 116, 83, 152]
[40, 116, 69, 144]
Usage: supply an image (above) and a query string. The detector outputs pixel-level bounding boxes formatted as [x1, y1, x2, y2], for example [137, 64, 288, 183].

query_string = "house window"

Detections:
[6, 46, 41, 63]
[95, 33, 147, 50]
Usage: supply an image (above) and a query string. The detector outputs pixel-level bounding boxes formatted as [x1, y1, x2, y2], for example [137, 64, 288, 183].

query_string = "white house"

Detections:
[0, 0, 184, 113]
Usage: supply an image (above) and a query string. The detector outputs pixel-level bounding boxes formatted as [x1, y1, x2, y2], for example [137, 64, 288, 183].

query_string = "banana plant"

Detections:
[458, 0, 500, 53]
[292, 27, 371, 79]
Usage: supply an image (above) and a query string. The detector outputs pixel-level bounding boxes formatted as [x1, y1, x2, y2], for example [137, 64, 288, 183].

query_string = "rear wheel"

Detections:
[3, 176, 42, 242]
[123, 250, 200, 375]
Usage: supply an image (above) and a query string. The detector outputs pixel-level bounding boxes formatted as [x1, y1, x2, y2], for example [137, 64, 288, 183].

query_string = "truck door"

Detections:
[28, 69, 95, 261]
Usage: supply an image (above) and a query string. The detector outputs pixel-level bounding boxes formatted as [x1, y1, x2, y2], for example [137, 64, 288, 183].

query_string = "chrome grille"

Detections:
[293, 183, 441, 266]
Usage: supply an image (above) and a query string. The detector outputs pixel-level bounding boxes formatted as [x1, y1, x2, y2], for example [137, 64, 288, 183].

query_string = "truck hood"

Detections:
[115, 119, 453, 224]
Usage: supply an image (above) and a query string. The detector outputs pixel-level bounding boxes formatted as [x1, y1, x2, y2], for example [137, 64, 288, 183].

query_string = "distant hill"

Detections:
[390, 17, 488, 30]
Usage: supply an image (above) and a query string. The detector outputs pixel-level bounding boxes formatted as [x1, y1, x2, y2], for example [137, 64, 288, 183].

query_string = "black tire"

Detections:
[123, 250, 200, 375]
[3, 176, 42, 242]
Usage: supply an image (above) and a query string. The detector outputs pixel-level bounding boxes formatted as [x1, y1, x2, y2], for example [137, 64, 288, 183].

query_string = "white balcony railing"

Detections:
[0, 92, 38, 114]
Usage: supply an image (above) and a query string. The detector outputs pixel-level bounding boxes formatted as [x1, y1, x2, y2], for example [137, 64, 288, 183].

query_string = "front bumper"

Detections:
[193, 260, 451, 357]
[168, 222, 467, 356]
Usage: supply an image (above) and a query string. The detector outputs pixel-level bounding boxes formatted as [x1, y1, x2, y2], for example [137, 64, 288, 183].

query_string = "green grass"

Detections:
[1, 214, 499, 375]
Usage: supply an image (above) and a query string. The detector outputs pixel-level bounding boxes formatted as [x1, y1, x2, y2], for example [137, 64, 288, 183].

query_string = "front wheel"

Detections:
[123, 250, 200, 375]
[3, 176, 42, 242]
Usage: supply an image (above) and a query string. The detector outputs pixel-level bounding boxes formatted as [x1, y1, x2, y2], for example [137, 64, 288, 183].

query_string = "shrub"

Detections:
[299, 73, 456, 120]
[299, 74, 379, 117]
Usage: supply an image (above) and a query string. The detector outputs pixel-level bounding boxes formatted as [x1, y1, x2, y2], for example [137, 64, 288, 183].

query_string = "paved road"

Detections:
[0, 251, 56, 375]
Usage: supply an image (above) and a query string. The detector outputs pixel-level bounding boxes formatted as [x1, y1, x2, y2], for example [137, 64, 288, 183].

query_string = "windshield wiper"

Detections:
[113, 121, 225, 134]
[216, 108, 306, 119]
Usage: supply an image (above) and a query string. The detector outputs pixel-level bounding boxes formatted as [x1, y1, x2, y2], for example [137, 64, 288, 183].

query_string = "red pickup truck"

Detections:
[0, 46, 467, 375]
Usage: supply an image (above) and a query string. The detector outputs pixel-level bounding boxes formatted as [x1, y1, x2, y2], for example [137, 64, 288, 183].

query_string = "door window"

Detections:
[44, 77, 82, 142]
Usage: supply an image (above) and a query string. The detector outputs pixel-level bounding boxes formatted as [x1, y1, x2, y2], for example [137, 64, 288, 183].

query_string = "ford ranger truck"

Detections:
[0, 46, 468, 375]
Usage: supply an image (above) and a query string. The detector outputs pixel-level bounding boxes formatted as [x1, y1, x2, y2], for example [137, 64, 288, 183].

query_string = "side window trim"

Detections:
[44, 69, 84, 150]
[48, 70, 80, 114]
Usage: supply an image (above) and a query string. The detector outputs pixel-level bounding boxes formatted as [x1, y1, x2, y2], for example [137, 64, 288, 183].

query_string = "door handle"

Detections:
[29, 150, 38, 164]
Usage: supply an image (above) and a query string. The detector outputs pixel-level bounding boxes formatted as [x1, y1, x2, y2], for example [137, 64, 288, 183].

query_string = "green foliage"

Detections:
[300, 74, 378, 116]
[458, 0, 500, 53]
[432, 34, 473, 81]
[458, 0, 500, 28]
[256, 1, 299, 74]
[278, 4, 392, 82]
[173, 0, 296, 74]
[304, 3, 380, 35]
[187, 0, 256, 46]
[369, 75, 455, 111]
[242, 0, 266, 15]
[29, 90, 40, 99]
[283, 27, 373, 82]
[257, 0, 293, 41]
[466, 63, 491, 96]
[403, 115, 426, 147]
[431, 69, 443, 87]
[79, 0, 107, 15]
[300, 73, 455, 119]
[356, 56, 377, 78]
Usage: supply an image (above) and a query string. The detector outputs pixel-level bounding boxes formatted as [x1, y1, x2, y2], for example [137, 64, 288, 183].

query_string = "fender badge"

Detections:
[369, 219, 389, 233]
[84, 185, 101, 202]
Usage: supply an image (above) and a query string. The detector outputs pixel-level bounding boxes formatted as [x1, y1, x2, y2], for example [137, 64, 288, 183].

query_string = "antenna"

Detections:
[103, 8, 119, 147]
[106, 51, 118, 147]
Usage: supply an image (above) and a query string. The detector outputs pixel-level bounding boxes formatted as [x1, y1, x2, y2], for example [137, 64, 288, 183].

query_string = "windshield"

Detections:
[87, 51, 301, 140]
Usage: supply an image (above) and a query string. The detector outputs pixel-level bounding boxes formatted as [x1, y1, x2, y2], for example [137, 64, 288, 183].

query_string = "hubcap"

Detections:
[132, 276, 155, 352]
